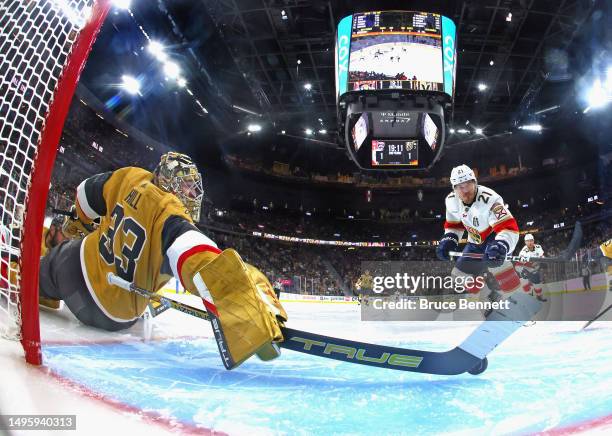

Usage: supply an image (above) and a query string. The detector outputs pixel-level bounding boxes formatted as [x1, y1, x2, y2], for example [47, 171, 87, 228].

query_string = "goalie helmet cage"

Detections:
[0, 0, 110, 365]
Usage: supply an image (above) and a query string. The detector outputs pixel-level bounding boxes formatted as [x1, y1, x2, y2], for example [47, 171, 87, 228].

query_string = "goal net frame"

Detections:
[1, 0, 110, 365]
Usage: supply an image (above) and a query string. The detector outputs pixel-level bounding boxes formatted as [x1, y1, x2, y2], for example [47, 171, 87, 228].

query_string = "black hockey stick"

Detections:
[107, 273, 541, 376]
[450, 251, 572, 264]
[450, 221, 584, 264]
[582, 302, 612, 330]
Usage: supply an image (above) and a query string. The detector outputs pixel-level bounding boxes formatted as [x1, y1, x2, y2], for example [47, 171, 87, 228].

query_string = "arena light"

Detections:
[163, 61, 181, 79]
[506, 12, 512, 22]
[489, 59, 494, 66]
[586, 79, 610, 109]
[457, 128, 469, 134]
[449, 128, 456, 134]
[477, 83, 488, 91]
[474, 128, 484, 135]
[281, 130, 286, 134]
[304, 83, 312, 90]
[519, 124, 542, 132]
[113, 0, 131, 9]
[121, 75, 140, 95]
[176, 77, 187, 88]
[318, 129, 327, 134]
[247, 124, 262, 132]
[147, 41, 167, 62]
[305, 128, 313, 135]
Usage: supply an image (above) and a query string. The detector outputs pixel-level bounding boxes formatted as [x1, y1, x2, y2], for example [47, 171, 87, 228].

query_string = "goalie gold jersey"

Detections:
[74, 166, 220, 322]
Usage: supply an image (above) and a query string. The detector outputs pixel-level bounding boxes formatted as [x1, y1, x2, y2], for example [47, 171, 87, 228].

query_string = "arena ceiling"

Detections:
[80, 0, 608, 166]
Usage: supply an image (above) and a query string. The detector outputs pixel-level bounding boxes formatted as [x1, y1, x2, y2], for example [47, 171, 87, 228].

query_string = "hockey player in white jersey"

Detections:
[517, 234, 546, 301]
[436, 165, 531, 295]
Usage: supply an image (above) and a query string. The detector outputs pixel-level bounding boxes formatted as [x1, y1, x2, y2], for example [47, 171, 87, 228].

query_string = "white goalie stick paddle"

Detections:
[107, 273, 541, 376]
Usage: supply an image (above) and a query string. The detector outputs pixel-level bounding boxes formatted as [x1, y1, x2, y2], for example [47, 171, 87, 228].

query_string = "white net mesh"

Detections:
[0, 0, 99, 340]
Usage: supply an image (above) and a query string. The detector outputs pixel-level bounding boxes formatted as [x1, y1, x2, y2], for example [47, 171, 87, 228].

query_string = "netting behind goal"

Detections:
[0, 0, 109, 364]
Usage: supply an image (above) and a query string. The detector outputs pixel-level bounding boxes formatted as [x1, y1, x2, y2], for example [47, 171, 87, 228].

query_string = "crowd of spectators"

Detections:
[23, 95, 609, 297]
[225, 152, 539, 189]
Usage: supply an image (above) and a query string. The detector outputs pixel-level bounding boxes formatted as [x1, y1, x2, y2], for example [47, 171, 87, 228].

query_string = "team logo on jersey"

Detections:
[472, 217, 479, 227]
[492, 204, 508, 221]
[465, 224, 482, 244]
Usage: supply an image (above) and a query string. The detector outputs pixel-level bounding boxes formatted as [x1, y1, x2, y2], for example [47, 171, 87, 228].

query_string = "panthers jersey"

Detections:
[75, 167, 219, 322]
[518, 244, 544, 271]
[444, 184, 519, 252]
[600, 239, 612, 259]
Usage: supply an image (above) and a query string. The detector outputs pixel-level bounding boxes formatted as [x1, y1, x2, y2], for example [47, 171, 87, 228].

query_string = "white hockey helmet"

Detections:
[450, 164, 476, 187]
[524, 233, 534, 241]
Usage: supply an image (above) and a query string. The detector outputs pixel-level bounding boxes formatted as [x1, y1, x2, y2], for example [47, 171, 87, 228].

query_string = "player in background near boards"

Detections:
[593, 239, 612, 291]
[436, 164, 533, 296]
[38, 151, 287, 368]
[517, 234, 547, 301]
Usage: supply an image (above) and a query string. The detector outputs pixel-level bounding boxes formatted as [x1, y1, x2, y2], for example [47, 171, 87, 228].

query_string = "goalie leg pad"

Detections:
[193, 249, 287, 368]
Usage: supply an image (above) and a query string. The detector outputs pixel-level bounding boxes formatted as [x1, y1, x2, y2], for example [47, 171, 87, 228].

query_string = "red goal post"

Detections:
[0, 0, 111, 365]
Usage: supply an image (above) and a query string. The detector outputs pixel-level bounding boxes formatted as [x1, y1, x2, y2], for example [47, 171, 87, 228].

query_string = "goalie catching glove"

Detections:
[180, 248, 287, 369]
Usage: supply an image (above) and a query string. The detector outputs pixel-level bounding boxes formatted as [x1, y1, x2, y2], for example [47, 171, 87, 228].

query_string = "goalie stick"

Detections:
[107, 273, 541, 376]
[582, 303, 612, 330]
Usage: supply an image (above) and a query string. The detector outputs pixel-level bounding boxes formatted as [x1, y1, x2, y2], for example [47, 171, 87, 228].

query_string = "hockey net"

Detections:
[0, 0, 109, 364]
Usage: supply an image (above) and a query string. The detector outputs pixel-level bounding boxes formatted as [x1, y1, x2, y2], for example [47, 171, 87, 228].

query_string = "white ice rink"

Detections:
[2, 295, 612, 435]
[349, 42, 444, 83]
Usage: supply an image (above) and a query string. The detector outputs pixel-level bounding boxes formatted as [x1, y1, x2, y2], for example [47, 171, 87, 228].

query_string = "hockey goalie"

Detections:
[38, 152, 287, 369]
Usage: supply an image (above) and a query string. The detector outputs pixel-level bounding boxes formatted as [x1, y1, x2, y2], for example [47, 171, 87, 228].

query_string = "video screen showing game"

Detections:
[348, 11, 443, 93]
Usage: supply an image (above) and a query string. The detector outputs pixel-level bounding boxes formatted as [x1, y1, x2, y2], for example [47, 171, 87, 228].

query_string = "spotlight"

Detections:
[475, 128, 483, 135]
[457, 128, 469, 134]
[449, 128, 456, 134]
[163, 61, 180, 79]
[519, 124, 542, 132]
[506, 12, 512, 22]
[247, 124, 262, 132]
[305, 128, 313, 135]
[121, 75, 140, 95]
[489, 60, 494, 66]
[586, 79, 610, 109]
[477, 83, 488, 91]
[304, 83, 312, 90]
[112, 0, 131, 9]
[281, 130, 286, 134]
[318, 129, 327, 134]
[148, 41, 167, 62]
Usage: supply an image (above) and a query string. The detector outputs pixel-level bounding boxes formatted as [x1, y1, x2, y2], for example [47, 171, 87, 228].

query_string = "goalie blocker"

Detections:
[182, 249, 287, 368]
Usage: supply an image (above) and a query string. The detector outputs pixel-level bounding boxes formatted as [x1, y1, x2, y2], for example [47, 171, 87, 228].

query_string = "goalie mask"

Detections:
[154, 152, 204, 221]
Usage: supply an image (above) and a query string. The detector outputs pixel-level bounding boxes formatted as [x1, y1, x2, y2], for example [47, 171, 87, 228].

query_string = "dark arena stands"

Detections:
[3, 2, 612, 434]
[46, 85, 611, 297]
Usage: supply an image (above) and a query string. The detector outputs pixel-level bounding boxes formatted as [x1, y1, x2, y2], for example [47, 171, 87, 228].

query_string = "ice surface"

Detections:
[2, 297, 612, 435]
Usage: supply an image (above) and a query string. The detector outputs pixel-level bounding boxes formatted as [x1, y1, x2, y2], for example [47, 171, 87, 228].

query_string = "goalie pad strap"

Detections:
[172, 239, 221, 288]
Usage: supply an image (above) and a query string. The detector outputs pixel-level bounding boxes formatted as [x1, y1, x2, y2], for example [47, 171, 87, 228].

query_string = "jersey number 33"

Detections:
[98, 204, 147, 282]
